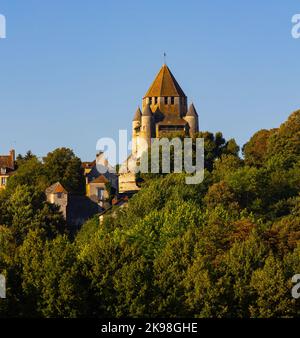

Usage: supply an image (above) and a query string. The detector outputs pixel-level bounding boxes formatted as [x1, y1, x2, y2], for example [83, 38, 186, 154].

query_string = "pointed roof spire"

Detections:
[142, 103, 152, 117]
[144, 64, 186, 98]
[187, 103, 198, 117]
[133, 107, 142, 121]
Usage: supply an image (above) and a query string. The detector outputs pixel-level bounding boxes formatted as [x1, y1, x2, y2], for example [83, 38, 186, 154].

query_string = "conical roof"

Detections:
[144, 64, 186, 98]
[186, 103, 198, 117]
[142, 104, 152, 117]
[132, 107, 142, 121]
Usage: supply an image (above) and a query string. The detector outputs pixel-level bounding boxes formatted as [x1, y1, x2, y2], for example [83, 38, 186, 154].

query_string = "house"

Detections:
[45, 181, 102, 231]
[86, 174, 110, 208]
[0, 149, 16, 190]
[45, 182, 68, 219]
[83, 152, 118, 206]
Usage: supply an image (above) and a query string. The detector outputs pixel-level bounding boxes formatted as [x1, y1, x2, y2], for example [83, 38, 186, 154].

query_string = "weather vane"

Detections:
[164, 52, 167, 65]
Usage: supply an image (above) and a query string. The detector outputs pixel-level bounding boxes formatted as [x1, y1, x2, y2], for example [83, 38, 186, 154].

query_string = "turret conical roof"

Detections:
[187, 103, 198, 117]
[142, 103, 153, 116]
[132, 107, 142, 121]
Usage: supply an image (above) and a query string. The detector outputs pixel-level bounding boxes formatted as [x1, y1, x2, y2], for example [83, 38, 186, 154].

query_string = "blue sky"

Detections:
[0, 0, 300, 161]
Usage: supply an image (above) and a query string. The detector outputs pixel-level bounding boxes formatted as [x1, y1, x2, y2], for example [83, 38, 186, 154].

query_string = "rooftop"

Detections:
[0, 150, 15, 170]
[46, 182, 68, 195]
[90, 175, 109, 184]
[144, 64, 186, 98]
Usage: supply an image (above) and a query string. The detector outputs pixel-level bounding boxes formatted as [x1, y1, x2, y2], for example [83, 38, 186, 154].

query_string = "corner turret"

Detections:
[184, 103, 199, 136]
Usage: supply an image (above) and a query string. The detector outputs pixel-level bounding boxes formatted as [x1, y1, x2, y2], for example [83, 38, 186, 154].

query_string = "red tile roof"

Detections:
[45, 182, 68, 195]
[90, 175, 108, 184]
[0, 155, 14, 169]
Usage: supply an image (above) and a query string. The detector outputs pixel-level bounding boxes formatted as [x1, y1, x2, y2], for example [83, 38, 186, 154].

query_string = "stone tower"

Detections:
[132, 64, 199, 157]
[132, 107, 142, 156]
[184, 103, 199, 137]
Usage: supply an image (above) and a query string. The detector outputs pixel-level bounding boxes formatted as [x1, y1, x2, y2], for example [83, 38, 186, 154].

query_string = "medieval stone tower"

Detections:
[132, 64, 199, 157]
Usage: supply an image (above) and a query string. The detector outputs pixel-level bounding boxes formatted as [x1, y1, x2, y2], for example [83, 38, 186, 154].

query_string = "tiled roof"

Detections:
[90, 175, 108, 184]
[46, 182, 68, 195]
[157, 117, 188, 126]
[186, 103, 198, 117]
[142, 104, 153, 117]
[0, 155, 14, 169]
[133, 107, 142, 121]
[144, 64, 186, 98]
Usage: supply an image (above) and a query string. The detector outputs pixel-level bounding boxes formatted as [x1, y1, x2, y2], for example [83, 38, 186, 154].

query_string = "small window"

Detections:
[149, 98, 152, 105]
[154, 97, 158, 104]
[171, 97, 175, 105]
[0, 168, 6, 175]
[1, 177, 7, 186]
[57, 192, 62, 199]
[164, 97, 168, 104]
[97, 188, 104, 200]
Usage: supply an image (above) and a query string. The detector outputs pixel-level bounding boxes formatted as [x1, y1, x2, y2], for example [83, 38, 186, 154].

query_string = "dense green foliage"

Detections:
[1, 111, 300, 318]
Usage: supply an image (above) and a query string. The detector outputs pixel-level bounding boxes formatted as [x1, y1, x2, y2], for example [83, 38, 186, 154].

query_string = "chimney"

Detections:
[10, 149, 15, 169]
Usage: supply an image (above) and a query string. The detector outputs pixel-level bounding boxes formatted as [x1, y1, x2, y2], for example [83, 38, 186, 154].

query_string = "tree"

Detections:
[204, 181, 239, 211]
[212, 154, 243, 182]
[6, 157, 46, 193]
[5, 185, 65, 244]
[7, 185, 36, 243]
[224, 139, 240, 157]
[250, 255, 294, 318]
[266, 110, 300, 168]
[243, 129, 275, 167]
[43, 148, 85, 195]
[0, 226, 17, 317]
[2, 109, 300, 319]
[39, 235, 86, 317]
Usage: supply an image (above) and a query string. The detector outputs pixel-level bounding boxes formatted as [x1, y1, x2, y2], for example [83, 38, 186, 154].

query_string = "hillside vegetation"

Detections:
[1, 111, 300, 318]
